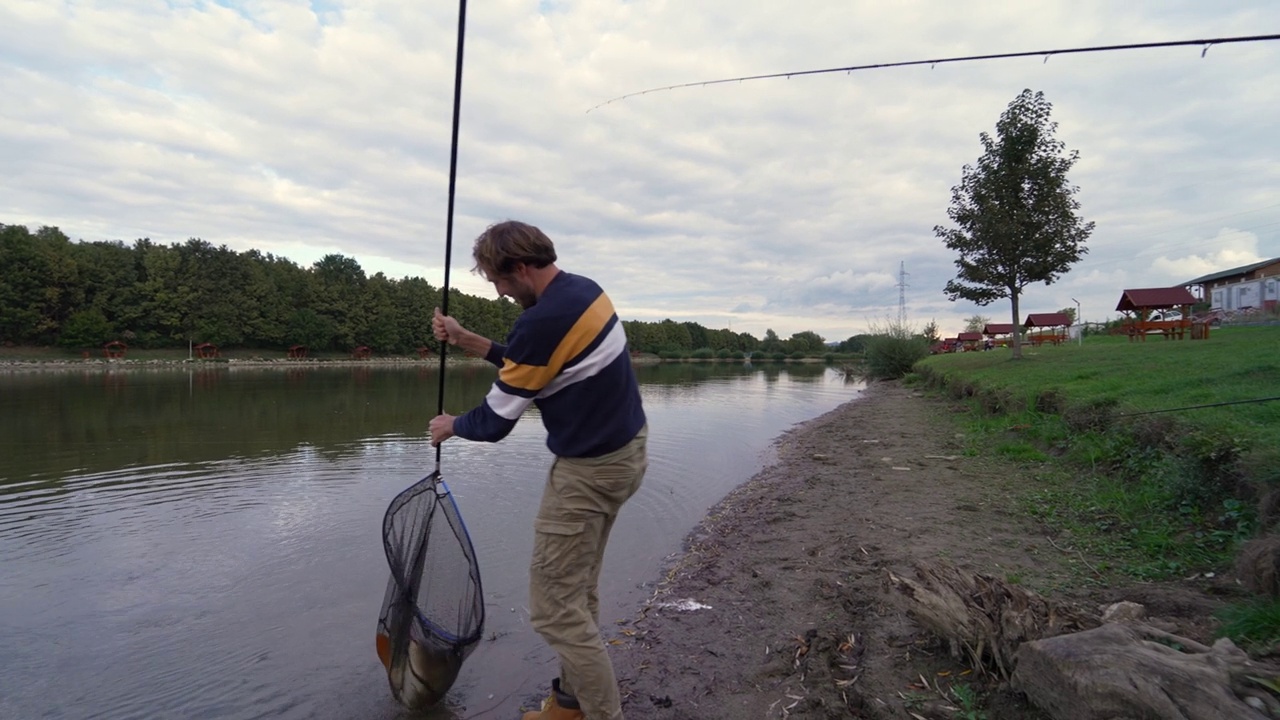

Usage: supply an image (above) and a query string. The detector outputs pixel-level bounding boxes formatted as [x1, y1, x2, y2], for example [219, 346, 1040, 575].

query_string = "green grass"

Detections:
[919, 326, 1280, 452]
[1216, 597, 1280, 655]
[916, 326, 1280, 582]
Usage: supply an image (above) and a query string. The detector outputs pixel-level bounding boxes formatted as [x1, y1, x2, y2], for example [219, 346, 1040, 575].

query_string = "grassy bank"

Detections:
[914, 325, 1280, 649]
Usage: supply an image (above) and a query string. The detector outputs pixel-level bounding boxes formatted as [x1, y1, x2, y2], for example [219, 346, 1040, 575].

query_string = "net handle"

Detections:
[435, 0, 468, 471]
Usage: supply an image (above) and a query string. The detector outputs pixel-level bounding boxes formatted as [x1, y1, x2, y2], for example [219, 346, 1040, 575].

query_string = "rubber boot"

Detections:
[521, 678, 583, 720]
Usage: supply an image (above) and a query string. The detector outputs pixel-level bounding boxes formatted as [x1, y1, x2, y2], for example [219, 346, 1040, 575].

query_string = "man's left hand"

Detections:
[429, 414, 456, 446]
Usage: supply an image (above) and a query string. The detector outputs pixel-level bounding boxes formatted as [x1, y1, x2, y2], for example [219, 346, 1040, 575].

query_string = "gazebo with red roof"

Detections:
[956, 331, 983, 351]
[1115, 287, 1198, 341]
[1023, 313, 1072, 346]
[982, 323, 1016, 348]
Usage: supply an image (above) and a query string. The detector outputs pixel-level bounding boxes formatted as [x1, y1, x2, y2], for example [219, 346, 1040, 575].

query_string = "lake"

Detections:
[0, 361, 861, 719]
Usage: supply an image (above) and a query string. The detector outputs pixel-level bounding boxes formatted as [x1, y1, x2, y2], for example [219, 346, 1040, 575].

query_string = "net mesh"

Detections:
[376, 472, 484, 709]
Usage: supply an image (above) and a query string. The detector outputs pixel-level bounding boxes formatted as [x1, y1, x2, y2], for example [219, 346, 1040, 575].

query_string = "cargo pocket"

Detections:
[531, 518, 587, 582]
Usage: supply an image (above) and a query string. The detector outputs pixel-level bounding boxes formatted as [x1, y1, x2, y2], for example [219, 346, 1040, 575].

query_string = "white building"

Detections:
[1184, 257, 1280, 313]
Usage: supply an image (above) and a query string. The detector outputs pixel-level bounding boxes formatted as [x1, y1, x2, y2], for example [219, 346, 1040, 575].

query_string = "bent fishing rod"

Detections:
[587, 33, 1280, 112]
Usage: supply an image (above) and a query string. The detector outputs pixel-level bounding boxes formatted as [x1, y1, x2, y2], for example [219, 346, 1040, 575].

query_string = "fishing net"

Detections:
[376, 472, 485, 709]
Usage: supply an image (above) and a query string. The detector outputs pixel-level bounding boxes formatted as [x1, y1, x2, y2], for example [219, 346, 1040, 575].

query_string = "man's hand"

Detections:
[429, 414, 456, 446]
[433, 307, 464, 345]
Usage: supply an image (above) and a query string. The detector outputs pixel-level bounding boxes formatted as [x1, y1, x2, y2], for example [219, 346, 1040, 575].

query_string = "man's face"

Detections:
[493, 266, 537, 309]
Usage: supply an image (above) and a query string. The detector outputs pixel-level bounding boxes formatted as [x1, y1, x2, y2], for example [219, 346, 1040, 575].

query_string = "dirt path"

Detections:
[608, 380, 1226, 720]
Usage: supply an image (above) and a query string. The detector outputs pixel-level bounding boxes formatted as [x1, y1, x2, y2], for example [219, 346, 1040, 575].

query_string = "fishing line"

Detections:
[587, 34, 1280, 112]
[435, 0, 469, 473]
[1116, 395, 1280, 418]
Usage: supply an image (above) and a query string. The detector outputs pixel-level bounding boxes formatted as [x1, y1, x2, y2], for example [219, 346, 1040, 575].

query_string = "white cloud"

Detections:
[2, 0, 1278, 340]
[1151, 228, 1265, 281]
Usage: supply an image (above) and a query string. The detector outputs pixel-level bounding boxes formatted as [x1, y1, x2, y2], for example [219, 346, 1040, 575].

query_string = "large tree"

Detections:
[935, 89, 1094, 359]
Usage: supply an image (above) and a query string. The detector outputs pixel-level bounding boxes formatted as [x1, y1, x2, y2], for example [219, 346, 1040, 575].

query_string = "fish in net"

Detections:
[376, 473, 484, 709]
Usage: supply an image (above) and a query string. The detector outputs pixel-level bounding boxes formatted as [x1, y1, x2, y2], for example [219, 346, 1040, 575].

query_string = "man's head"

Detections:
[472, 220, 558, 308]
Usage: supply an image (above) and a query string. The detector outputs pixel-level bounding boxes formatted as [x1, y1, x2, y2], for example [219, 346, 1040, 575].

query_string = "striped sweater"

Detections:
[452, 271, 646, 458]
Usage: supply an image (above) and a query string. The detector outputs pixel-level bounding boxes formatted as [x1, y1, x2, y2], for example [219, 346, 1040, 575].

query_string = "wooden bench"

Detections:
[1029, 333, 1067, 346]
[1124, 319, 1191, 341]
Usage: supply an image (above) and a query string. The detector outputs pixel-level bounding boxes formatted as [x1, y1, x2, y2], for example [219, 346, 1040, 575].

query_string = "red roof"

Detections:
[1024, 313, 1072, 328]
[957, 332, 983, 341]
[1115, 287, 1198, 312]
[982, 323, 1015, 335]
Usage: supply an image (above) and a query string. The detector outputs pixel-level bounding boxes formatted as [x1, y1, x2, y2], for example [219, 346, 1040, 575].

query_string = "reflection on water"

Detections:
[0, 363, 860, 720]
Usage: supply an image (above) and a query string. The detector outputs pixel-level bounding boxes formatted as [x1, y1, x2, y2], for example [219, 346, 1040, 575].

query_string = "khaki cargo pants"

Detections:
[529, 425, 648, 720]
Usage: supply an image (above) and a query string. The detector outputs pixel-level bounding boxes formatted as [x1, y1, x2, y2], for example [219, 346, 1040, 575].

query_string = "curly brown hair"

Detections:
[471, 221, 557, 281]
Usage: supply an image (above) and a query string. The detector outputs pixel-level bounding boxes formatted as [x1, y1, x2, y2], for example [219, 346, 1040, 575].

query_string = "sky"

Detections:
[2, 0, 1278, 341]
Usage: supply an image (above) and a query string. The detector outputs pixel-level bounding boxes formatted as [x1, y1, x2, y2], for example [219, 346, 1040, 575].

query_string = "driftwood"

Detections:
[886, 560, 1096, 677]
[888, 560, 1280, 719]
[1013, 623, 1280, 720]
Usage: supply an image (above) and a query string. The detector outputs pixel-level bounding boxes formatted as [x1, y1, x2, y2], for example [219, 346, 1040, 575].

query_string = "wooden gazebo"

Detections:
[287, 345, 308, 360]
[416, 346, 434, 360]
[1115, 287, 1198, 341]
[1024, 313, 1072, 346]
[194, 342, 219, 359]
[982, 323, 1016, 348]
[103, 340, 127, 358]
[352, 345, 372, 360]
[957, 331, 983, 351]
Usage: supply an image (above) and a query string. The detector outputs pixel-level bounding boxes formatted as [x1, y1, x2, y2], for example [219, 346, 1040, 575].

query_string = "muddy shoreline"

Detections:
[598, 379, 1226, 720]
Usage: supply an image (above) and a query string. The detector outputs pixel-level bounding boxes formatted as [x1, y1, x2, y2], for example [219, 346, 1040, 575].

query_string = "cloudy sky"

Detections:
[3, 0, 1278, 341]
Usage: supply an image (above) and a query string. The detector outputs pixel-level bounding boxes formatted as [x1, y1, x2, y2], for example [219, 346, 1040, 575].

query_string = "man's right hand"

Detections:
[433, 307, 464, 345]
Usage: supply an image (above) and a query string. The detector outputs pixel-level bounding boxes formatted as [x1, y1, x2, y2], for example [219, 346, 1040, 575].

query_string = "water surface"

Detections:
[0, 362, 861, 719]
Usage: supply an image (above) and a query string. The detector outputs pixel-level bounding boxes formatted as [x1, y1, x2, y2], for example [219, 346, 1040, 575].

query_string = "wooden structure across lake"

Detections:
[1115, 287, 1199, 341]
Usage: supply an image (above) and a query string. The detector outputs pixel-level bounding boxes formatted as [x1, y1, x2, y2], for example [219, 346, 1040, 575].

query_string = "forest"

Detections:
[0, 223, 855, 356]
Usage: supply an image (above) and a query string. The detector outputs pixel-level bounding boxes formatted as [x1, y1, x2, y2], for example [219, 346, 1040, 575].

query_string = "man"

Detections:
[429, 220, 647, 720]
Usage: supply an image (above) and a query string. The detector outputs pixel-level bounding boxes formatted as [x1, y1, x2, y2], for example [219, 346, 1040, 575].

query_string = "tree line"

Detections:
[0, 224, 850, 356]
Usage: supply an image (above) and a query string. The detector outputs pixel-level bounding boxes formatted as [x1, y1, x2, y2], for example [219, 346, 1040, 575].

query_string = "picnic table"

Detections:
[1028, 332, 1067, 346]
[1123, 317, 1192, 341]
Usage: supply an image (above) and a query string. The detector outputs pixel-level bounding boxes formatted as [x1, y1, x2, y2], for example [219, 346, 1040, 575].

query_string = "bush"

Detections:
[790, 351, 806, 360]
[731, 350, 745, 360]
[715, 348, 732, 359]
[863, 317, 929, 380]
[770, 351, 787, 362]
[690, 347, 714, 359]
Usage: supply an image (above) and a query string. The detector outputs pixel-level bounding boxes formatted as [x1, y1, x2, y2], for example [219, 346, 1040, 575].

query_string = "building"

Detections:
[1184, 257, 1280, 313]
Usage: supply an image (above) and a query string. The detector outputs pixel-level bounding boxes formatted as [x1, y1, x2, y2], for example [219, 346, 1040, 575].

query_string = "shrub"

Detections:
[863, 317, 929, 380]
[690, 347, 714, 359]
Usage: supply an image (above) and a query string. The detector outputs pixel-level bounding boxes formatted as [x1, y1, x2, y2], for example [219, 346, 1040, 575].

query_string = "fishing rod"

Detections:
[1116, 395, 1280, 418]
[587, 33, 1280, 112]
[435, 0, 469, 474]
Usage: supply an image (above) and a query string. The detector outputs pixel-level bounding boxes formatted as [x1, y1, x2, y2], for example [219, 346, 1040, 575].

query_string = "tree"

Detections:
[964, 315, 991, 334]
[787, 330, 826, 354]
[1056, 306, 1077, 325]
[921, 320, 940, 344]
[935, 89, 1094, 359]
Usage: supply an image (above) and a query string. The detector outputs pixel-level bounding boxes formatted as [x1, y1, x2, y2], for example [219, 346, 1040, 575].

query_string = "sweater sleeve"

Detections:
[484, 341, 505, 368]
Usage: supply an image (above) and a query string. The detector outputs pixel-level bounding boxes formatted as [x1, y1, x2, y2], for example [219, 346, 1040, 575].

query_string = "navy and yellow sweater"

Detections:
[452, 272, 647, 458]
